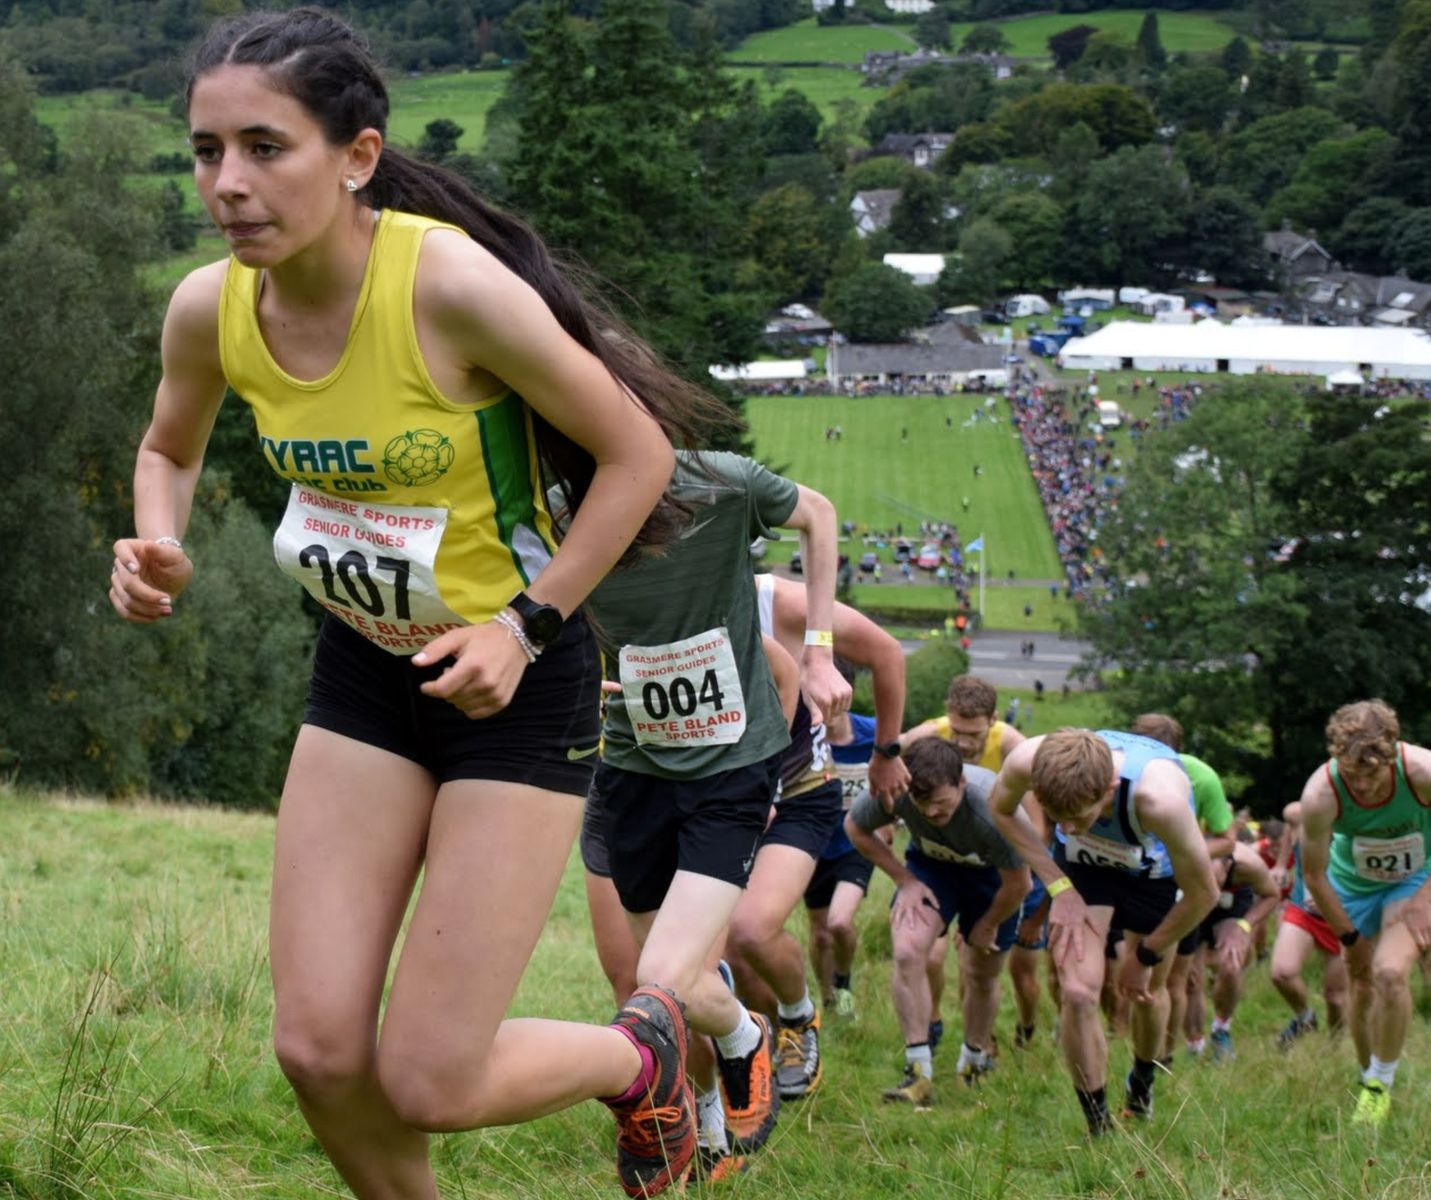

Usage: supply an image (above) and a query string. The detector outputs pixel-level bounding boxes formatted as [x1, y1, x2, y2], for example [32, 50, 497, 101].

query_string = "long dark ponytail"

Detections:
[187, 6, 729, 555]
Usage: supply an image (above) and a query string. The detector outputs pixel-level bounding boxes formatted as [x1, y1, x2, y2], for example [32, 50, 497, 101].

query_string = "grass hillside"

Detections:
[0, 785, 1427, 1199]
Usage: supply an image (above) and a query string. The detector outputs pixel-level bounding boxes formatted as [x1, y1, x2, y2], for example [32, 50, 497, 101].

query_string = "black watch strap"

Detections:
[508, 591, 563, 648]
[1135, 941, 1164, 967]
[1339, 928, 1361, 948]
[874, 740, 902, 759]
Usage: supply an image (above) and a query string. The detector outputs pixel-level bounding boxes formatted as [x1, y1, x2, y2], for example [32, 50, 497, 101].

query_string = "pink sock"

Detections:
[600, 1025, 656, 1106]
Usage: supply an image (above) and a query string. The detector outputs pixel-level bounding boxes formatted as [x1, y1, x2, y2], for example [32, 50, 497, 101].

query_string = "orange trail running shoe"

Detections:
[716, 1012, 780, 1153]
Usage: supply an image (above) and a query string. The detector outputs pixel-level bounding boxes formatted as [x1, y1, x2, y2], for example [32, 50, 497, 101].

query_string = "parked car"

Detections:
[916, 543, 943, 570]
[893, 539, 914, 562]
[858, 552, 879, 575]
[789, 550, 802, 575]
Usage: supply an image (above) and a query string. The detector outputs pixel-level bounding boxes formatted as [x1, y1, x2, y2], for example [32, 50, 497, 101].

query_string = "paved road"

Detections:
[902, 629, 1092, 692]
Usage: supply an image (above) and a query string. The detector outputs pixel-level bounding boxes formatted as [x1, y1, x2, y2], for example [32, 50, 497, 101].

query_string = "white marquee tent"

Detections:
[1057, 321, 1431, 380]
[709, 360, 808, 383]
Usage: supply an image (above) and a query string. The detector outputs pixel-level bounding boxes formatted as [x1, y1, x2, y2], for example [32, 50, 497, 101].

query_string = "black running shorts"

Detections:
[303, 613, 601, 794]
[762, 777, 844, 860]
[597, 753, 783, 914]
[1054, 843, 1180, 937]
[803, 848, 875, 910]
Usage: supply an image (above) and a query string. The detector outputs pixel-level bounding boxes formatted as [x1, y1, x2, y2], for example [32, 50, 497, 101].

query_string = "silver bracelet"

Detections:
[493, 610, 539, 663]
[153, 536, 184, 550]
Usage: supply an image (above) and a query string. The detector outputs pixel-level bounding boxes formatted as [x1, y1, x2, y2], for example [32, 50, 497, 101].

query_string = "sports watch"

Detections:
[874, 741, 902, 759]
[507, 591, 563, 649]
[1135, 941, 1164, 967]
[1338, 929, 1361, 948]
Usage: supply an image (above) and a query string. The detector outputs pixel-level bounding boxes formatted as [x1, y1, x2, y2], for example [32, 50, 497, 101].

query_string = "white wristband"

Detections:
[493, 610, 539, 663]
[804, 629, 834, 648]
[153, 536, 183, 550]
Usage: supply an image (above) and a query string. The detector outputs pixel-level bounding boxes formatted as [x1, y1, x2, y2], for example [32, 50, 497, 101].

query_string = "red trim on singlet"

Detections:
[1283, 902, 1341, 957]
[1403, 743, 1431, 809]
[1329, 759, 1396, 812]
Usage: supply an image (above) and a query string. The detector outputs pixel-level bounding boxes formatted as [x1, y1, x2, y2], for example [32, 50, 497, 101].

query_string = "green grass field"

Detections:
[731, 19, 914, 63]
[726, 64, 879, 123]
[386, 70, 511, 152]
[746, 394, 1063, 585]
[729, 9, 1245, 64]
[2, 785, 1429, 1200]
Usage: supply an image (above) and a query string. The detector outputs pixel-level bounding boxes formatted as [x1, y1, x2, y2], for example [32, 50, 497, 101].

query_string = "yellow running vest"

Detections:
[219, 210, 555, 655]
[933, 715, 1010, 771]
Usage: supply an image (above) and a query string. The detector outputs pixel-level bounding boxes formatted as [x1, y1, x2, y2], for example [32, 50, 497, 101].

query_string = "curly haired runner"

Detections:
[1298, 700, 1431, 1127]
[107, 8, 735, 1197]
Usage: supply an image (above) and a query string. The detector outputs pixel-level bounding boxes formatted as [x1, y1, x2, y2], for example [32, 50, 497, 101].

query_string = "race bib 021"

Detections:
[1351, 832, 1426, 883]
[274, 485, 467, 655]
[1064, 830, 1145, 874]
[619, 628, 747, 749]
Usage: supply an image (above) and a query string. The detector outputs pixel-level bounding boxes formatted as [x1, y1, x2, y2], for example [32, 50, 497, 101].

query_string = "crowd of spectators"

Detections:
[1007, 373, 1209, 598]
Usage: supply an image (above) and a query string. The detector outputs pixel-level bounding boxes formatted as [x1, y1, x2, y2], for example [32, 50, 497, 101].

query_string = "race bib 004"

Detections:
[274, 485, 466, 655]
[1064, 831, 1145, 874]
[1352, 833, 1426, 883]
[619, 628, 747, 748]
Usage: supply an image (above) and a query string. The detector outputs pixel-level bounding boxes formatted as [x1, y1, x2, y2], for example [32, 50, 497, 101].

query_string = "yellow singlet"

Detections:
[218, 210, 556, 655]
[933, 715, 1011, 771]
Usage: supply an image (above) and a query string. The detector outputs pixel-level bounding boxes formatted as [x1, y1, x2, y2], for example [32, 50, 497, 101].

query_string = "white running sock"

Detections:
[696, 1087, 729, 1152]
[778, 991, 815, 1024]
[715, 1006, 762, 1060]
[1366, 1056, 1399, 1087]
[905, 1042, 933, 1078]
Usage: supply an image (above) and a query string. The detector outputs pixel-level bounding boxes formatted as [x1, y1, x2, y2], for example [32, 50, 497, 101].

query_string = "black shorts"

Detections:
[303, 613, 601, 794]
[1177, 887, 1254, 956]
[762, 778, 844, 860]
[803, 848, 874, 910]
[1054, 844, 1180, 937]
[580, 779, 614, 878]
[596, 753, 783, 914]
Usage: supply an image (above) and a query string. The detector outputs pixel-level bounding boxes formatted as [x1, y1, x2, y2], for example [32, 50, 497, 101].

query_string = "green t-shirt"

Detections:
[1181, 754, 1232, 836]
[584, 451, 799, 779]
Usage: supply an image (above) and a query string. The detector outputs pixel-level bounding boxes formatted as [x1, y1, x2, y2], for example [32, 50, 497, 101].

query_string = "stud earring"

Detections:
[346, 179, 359, 193]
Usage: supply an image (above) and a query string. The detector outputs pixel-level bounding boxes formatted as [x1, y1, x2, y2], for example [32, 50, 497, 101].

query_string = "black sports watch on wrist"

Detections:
[1135, 941, 1164, 967]
[507, 591, 563, 649]
[1339, 929, 1361, 948]
[874, 741, 902, 759]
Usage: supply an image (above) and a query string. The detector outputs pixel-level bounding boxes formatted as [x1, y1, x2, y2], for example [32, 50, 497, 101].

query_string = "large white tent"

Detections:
[709, 360, 808, 383]
[1057, 321, 1431, 380]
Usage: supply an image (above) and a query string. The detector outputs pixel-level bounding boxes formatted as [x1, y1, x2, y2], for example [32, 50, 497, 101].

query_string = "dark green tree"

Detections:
[1062, 144, 1188, 284]
[743, 183, 832, 301]
[823, 262, 932, 342]
[1219, 35, 1253, 81]
[761, 87, 822, 156]
[506, 0, 766, 401]
[1179, 186, 1268, 288]
[1048, 24, 1097, 71]
[1312, 46, 1340, 80]
[988, 191, 1061, 287]
[1329, 196, 1411, 273]
[1158, 65, 1234, 135]
[941, 217, 1012, 305]
[1079, 382, 1431, 807]
[913, 9, 951, 51]
[1389, 0, 1431, 205]
[1135, 12, 1167, 71]
[1385, 208, 1431, 277]
[417, 117, 465, 161]
[1217, 107, 1346, 204]
[885, 170, 951, 251]
[960, 23, 1010, 54]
